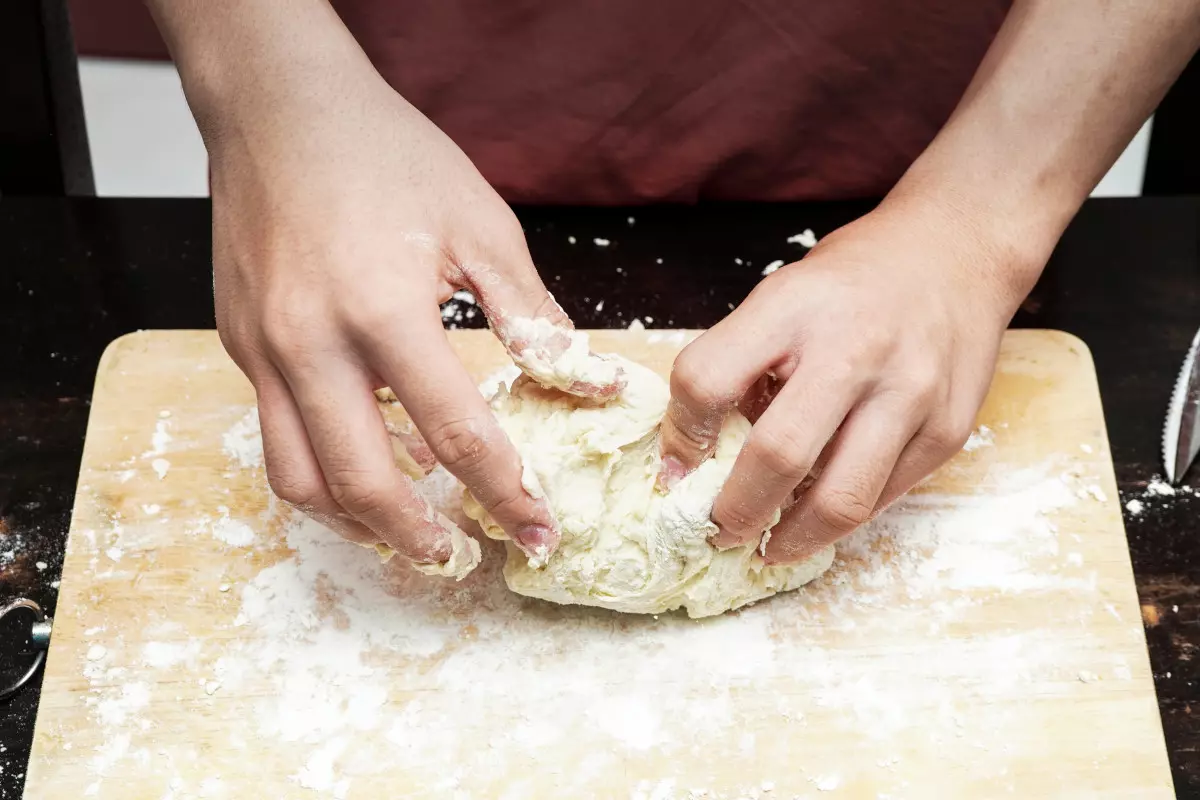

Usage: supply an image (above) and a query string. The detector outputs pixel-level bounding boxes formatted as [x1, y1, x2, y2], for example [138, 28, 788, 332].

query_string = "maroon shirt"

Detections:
[71, 0, 1011, 204]
[334, 1, 1011, 204]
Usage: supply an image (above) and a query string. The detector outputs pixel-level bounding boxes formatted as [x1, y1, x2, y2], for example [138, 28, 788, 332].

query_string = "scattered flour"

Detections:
[141, 640, 201, 670]
[962, 425, 995, 452]
[222, 407, 264, 469]
[594, 237, 611, 247]
[787, 229, 818, 248]
[145, 418, 172, 457]
[761, 260, 785, 276]
[69, 383, 1125, 797]
[1146, 478, 1176, 497]
[211, 510, 256, 548]
[1121, 475, 1198, 518]
[150, 459, 170, 480]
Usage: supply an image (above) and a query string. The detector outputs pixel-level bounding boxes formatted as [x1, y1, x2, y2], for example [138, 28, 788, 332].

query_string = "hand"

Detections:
[659, 194, 1044, 562]
[208, 68, 618, 566]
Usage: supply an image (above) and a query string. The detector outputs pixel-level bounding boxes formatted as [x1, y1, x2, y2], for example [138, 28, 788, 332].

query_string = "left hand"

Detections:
[659, 193, 1045, 563]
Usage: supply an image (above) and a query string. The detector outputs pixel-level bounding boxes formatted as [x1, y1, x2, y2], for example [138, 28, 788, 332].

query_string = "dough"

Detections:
[463, 355, 834, 619]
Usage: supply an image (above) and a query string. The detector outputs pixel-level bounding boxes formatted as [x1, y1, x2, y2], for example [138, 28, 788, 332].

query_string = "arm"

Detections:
[661, 0, 1200, 562]
[145, 0, 617, 567]
[900, 0, 1200, 276]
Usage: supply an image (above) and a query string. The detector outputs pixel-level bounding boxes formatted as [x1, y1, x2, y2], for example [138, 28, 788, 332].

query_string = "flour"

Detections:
[67, 373, 1128, 797]
[787, 229, 818, 248]
[141, 640, 201, 669]
[963, 425, 995, 451]
[761, 260, 785, 276]
[151, 459, 170, 480]
[212, 509, 256, 548]
[96, 682, 150, 727]
[1146, 478, 1177, 496]
[1121, 474, 1198, 517]
[505, 315, 623, 393]
[221, 407, 264, 469]
[145, 418, 172, 456]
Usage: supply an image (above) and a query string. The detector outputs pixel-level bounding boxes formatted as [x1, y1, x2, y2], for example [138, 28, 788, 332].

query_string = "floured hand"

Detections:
[205, 60, 619, 573]
[659, 194, 1046, 563]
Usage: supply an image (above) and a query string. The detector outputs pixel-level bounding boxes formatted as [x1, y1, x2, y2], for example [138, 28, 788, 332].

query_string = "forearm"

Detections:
[144, 0, 381, 142]
[895, 0, 1200, 276]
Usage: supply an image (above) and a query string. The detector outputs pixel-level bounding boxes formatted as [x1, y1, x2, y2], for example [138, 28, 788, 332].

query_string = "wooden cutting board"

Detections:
[25, 329, 1171, 799]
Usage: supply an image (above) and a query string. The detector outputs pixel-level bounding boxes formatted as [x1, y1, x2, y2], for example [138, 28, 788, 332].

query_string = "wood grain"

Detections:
[23, 329, 1172, 799]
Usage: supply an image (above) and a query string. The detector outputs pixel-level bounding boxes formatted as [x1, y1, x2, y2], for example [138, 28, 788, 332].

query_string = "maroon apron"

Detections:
[333, 0, 1011, 204]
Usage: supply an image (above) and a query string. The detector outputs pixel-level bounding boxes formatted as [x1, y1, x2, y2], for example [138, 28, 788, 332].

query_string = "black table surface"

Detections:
[1, 196, 1199, 797]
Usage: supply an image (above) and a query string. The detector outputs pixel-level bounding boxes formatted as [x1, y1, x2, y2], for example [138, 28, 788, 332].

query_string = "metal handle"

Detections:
[0, 598, 53, 702]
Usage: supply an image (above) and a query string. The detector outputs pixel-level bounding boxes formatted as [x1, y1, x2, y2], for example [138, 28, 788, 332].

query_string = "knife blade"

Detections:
[1163, 326, 1200, 484]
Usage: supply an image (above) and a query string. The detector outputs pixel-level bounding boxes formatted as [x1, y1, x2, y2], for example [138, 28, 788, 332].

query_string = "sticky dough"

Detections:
[463, 354, 834, 619]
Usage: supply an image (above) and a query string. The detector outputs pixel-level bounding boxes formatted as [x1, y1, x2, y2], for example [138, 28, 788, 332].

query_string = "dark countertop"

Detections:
[1, 197, 1198, 797]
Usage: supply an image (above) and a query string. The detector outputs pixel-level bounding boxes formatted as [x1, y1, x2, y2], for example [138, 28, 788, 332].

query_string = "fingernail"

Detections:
[514, 524, 559, 566]
[658, 455, 688, 491]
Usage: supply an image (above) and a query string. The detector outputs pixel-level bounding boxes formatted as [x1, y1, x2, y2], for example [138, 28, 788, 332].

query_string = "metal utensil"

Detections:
[0, 598, 53, 701]
[1163, 326, 1200, 484]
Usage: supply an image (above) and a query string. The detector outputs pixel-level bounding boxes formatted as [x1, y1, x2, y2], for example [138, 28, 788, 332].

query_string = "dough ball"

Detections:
[463, 355, 834, 618]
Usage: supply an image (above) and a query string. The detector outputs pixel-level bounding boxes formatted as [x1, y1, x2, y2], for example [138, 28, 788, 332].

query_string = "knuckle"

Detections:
[267, 469, 324, 509]
[810, 486, 873, 533]
[260, 306, 317, 360]
[488, 208, 527, 244]
[670, 347, 729, 410]
[427, 417, 488, 473]
[344, 292, 401, 338]
[747, 422, 813, 482]
[325, 471, 394, 515]
[926, 411, 976, 455]
[901, 360, 943, 402]
[714, 501, 769, 538]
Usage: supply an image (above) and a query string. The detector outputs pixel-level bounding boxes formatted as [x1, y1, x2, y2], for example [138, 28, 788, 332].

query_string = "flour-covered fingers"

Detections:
[762, 395, 920, 564]
[660, 315, 781, 485]
[710, 360, 864, 550]
[255, 367, 379, 546]
[455, 229, 623, 400]
[265, 336, 457, 563]
[359, 309, 560, 561]
[374, 388, 438, 478]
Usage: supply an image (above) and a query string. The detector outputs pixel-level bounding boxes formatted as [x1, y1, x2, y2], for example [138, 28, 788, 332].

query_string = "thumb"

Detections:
[457, 238, 624, 399]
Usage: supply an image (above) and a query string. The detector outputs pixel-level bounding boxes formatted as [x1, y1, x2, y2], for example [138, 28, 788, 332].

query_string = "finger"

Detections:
[710, 359, 866, 549]
[659, 312, 784, 484]
[762, 395, 920, 564]
[872, 414, 975, 515]
[374, 387, 437, 478]
[737, 372, 782, 425]
[358, 309, 560, 563]
[254, 368, 379, 546]
[271, 347, 458, 565]
[454, 234, 623, 399]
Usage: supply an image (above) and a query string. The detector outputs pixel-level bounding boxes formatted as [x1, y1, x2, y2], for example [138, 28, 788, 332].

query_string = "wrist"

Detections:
[883, 170, 1059, 315]
[160, 2, 384, 149]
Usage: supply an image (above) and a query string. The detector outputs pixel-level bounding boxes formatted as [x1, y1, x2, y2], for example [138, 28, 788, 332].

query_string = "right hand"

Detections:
[206, 68, 617, 567]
